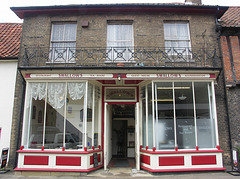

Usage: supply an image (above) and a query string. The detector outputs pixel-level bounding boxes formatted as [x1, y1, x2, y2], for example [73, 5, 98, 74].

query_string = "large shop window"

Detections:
[49, 23, 77, 63]
[107, 21, 134, 62]
[22, 82, 101, 150]
[141, 81, 217, 150]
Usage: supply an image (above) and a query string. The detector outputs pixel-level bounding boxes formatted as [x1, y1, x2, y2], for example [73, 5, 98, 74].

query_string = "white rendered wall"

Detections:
[0, 61, 17, 155]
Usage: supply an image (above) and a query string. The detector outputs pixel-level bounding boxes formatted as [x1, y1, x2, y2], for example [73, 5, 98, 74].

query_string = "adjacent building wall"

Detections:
[0, 60, 18, 165]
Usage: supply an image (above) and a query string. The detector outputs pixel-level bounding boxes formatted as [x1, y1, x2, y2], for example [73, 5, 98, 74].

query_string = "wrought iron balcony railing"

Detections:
[21, 47, 218, 68]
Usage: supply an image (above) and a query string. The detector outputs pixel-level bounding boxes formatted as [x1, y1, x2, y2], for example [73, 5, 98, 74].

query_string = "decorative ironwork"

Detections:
[21, 47, 219, 68]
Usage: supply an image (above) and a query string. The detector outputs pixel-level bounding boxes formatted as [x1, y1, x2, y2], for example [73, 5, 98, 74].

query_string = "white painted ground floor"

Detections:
[15, 71, 225, 172]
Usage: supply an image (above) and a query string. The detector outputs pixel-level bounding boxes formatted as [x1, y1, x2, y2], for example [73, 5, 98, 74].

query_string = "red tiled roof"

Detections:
[221, 7, 240, 27]
[0, 23, 22, 59]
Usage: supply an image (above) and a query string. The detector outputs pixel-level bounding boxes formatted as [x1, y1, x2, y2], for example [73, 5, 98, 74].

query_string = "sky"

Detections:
[1, 0, 240, 23]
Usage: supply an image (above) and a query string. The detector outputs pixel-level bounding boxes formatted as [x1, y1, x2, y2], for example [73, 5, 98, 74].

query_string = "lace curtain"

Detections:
[30, 82, 88, 109]
[31, 83, 46, 100]
[68, 82, 86, 100]
[48, 83, 66, 109]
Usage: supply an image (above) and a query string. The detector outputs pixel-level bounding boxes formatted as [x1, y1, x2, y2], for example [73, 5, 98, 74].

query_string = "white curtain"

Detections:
[48, 83, 66, 109]
[50, 24, 77, 61]
[164, 23, 190, 48]
[107, 24, 133, 61]
[68, 82, 86, 100]
[31, 82, 46, 100]
[107, 24, 133, 47]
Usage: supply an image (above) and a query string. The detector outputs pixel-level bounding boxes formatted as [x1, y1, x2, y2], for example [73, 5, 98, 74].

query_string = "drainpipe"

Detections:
[216, 7, 233, 167]
[14, 70, 26, 168]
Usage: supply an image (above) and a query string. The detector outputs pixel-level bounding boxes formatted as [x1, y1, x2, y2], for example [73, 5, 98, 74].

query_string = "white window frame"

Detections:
[106, 22, 134, 63]
[49, 23, 77, 63]
[164, 22, 192, 61]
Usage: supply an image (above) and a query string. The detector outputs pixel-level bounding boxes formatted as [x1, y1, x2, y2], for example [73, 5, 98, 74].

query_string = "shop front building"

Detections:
[10, 3, 230, 173]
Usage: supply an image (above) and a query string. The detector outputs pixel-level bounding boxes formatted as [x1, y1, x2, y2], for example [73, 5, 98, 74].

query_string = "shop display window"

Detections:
[141, 81, 217, 150]
[22, 82, 101, 150]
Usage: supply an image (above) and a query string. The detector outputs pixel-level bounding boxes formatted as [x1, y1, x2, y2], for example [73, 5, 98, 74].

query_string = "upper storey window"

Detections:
[50, 23, 77, 63]
[164, 22, 191, 59]
[107, 21, 134, 62]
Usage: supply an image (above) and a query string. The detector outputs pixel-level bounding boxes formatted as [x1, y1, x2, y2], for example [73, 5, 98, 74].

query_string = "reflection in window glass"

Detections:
[175, 82, 195, 149]
[155, 82, 175, 150]
[65, 88, 84, 150]
[29, 99, 45, 149]
[195, 82, 216, 148]
[28, 83, 46, 149]
[45, 83, 65, 149]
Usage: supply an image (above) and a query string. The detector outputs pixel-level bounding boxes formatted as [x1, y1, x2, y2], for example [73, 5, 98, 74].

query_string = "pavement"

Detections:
[0, 168, 239, 178]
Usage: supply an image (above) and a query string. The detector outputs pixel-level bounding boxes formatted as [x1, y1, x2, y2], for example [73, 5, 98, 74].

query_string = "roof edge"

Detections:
[11, 3, 229, 19]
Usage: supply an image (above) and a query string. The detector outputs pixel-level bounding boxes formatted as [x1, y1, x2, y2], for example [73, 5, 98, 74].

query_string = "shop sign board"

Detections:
[1, 148, 8, 168]
[25, 73, 216, 80]
[233, 149, 239, 171]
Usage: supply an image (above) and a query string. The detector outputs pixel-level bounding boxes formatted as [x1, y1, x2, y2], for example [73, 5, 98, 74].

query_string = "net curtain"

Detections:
[30, 82, 86, 109]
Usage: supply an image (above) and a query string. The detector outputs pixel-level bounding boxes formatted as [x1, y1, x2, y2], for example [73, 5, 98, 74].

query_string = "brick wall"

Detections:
[221, 33, 240, 153]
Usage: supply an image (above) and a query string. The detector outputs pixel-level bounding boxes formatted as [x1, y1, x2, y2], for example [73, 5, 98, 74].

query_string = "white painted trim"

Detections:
[192, 82, 198, 147]
[173, 82, 177, 148]
[151, 81, 155, 148]
[84, 81, 88, 148]
[21, 82, 30, 147]
[104, 103, 107, 170]
[42, 83, 48, 147]
[135, 102, 140, 170]
[145, 85, 148, 146]
[211, 81, 219, 146]
[92, 85, 95, 147]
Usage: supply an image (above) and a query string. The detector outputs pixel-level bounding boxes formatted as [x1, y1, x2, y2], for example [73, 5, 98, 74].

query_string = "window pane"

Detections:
[164, 22, 191, 49]
[44, 83, 65, 149]
[29, 100, 45, 149]
[94, 86, 100, 148]
[52, 24, 64, 41]
[107, 24, 133, 62]
[64, 24, 77, 41]
[155, 82, 175, 150]
[65, 86, 85, 150]
[195, 82, 216, 148]
[175, 82, 195, 149]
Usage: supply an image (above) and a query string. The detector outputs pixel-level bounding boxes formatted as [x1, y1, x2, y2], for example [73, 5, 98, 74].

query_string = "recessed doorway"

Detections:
[108, 104, 136, 168]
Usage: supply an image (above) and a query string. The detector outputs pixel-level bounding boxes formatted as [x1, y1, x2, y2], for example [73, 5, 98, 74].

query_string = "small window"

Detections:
[164, 22, 191, 61]
[49, 23, 77, 63]
[107, 22, 134, 63]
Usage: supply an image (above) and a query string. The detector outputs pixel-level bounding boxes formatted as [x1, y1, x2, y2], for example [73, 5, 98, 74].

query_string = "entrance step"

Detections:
[87, 168, 153, 178]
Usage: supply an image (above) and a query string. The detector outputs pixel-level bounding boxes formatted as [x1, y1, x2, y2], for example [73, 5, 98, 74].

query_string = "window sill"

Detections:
[140, 148, 223, 154]
[17, 148, 102, 154]
[46, 61, 76, 64]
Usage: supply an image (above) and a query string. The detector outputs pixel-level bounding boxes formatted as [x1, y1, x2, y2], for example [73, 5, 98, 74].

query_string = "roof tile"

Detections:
[221, 7, 240, 27]
[0, 23, 22, 59]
